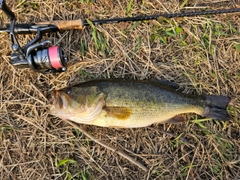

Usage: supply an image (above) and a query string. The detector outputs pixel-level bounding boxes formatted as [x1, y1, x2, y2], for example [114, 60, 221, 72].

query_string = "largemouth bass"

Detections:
[50, 79, 230, 128]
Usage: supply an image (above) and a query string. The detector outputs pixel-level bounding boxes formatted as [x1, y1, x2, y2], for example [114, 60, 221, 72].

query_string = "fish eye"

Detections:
[65, 88, 72, 94]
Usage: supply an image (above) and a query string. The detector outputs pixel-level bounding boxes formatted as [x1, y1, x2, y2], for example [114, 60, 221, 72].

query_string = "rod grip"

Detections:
[36, 19, 84, 30]
[0, 0, 15, 20]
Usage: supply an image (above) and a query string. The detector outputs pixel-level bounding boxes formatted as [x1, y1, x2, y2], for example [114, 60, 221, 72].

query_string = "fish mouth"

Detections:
[53, 90, 64, 109]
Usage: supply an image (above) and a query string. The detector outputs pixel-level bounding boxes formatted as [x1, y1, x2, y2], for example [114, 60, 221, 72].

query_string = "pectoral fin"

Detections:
[104, 106, 132, 120]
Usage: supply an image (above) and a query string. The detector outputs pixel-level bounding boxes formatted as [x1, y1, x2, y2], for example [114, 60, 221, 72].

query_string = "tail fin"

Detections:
[203, 95, 231, 121]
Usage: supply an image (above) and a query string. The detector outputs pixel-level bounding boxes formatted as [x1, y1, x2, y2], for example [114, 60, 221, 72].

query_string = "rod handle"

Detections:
[0, 0, 15, 20]
[36, 19, 84, 30]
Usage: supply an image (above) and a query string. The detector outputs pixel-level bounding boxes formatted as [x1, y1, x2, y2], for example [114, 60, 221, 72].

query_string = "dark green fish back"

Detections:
[73, 79, 206, 111]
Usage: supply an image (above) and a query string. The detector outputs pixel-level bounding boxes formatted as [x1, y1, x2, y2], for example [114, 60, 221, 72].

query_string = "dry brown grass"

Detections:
[0, 0, 239, 179]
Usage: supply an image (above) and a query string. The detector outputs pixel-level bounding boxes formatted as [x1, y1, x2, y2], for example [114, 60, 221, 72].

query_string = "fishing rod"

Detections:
[0, 0, 240, 74]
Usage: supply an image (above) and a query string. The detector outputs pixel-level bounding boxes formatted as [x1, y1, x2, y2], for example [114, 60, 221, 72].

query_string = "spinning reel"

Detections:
[0, 0, 67, 73]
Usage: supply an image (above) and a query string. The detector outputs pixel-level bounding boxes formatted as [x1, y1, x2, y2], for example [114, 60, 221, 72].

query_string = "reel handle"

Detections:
[0, 0, 15, 20]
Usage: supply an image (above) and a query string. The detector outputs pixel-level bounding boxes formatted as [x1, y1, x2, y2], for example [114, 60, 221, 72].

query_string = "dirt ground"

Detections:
[0, 0, 239, 179]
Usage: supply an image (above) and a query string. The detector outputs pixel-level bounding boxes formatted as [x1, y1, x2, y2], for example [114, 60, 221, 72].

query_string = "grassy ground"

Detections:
[0, 0, 239, 179]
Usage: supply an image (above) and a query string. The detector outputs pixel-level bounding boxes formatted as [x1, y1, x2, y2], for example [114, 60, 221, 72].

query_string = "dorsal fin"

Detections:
[150, 79, 180, 91]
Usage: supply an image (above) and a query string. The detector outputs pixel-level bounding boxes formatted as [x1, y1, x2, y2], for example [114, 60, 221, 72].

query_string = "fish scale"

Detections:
[50, 79, 230, 128]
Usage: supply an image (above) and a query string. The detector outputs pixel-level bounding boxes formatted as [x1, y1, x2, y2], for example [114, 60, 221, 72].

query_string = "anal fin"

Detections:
[165, 116, 186, 124]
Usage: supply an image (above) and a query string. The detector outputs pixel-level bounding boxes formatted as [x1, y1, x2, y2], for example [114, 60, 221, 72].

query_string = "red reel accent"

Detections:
[48, 46, 63, 69]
